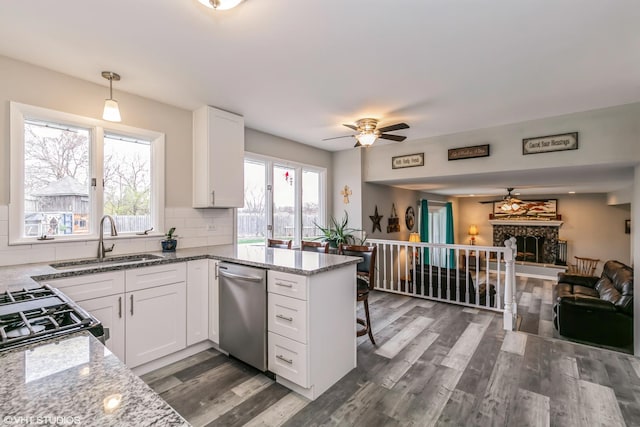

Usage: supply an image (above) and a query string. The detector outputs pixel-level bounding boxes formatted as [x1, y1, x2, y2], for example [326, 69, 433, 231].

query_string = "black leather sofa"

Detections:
[411, 264, 496, 307]
[553, 260, 633, 347]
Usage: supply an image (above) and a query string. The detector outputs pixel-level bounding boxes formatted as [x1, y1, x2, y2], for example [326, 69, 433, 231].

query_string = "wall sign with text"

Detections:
[448, 144, 490, 161]
[392, 153, 424, 169]
[522, 132, 578, 155]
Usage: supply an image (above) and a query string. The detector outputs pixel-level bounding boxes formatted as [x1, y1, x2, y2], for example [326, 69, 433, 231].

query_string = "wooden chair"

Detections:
[300, 240, 329, 253]
[568, 256, 600, 276]
[339, 244, 377, 345]
[267, 239, 292, 249]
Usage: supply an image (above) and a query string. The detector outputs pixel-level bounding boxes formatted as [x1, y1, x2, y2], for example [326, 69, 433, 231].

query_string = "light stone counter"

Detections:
[0, 245, 361, 291]
[0, 332, 189, 426]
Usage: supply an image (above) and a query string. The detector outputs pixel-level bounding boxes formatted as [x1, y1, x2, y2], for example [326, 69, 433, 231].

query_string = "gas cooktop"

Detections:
[0, 285, 104, 352]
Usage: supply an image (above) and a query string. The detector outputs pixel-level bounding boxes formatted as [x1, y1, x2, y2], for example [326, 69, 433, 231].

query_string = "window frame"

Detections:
[9, 101, 165, 245]
[239, 153, 327, 246]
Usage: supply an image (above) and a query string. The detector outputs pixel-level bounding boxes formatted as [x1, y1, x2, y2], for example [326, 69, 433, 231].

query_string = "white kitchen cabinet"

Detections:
[266, 266, 356, 400]
[80, 294, 126, 361]
[208, 260, 220, 344]
[187, 259, 209, 346]
[125, 282, 187, 368]
[41, 271, 126, 361]
[192, 105, 245, 208]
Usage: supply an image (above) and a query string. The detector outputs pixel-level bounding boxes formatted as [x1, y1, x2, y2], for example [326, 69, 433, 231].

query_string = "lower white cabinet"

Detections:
[187, 260, 209, 346]
[268, 331, 309, 387]
[208, 260, 220, 344]
[125, 282, 187, 368]
[79, 293, 126, 361]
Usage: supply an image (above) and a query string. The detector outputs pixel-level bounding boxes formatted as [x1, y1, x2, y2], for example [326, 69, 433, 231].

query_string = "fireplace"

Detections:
[490, 220, 563, 265]
[515, 235, 544, 263]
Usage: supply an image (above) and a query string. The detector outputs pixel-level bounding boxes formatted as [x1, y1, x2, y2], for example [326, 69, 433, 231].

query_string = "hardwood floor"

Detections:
[143, 287, 640, 426]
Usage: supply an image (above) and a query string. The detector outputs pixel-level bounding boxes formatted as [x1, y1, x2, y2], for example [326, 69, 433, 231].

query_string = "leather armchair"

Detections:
[553, 260, 633, 347]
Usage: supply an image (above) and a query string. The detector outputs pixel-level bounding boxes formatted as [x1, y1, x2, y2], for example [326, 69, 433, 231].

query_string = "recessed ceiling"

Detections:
[0, 1, 638, 196]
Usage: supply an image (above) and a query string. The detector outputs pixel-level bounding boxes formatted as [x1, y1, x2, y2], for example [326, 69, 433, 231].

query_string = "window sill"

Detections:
[8, 233, 166, 247]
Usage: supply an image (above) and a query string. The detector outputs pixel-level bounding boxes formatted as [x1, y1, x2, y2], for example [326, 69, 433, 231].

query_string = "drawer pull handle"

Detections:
[276, 355, 293, 364]
[275, 281, 293, 288]
[276, 314, 293, 322]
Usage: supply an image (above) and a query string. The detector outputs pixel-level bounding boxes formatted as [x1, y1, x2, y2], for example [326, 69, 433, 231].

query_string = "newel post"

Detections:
[503, 237, 517, 330]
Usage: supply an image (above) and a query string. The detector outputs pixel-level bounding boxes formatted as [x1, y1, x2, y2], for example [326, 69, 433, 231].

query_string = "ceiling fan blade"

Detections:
[322, 135, 354, 141]
[353, 141, 362, 148]
[379, 134, 407, 142]
[377, 122, 409, 133]
[342, 124, 358, 131]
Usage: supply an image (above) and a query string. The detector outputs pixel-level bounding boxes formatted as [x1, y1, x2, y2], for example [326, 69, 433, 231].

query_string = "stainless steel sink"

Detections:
[50, 253, 164, 270]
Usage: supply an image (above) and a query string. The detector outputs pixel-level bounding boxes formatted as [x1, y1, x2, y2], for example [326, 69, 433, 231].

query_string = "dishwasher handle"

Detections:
[219, 269, 264, 282]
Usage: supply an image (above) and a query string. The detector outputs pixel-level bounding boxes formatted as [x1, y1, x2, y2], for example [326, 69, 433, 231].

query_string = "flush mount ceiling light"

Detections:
[197, 0, 245, 10]
[101, 71, 121, 122]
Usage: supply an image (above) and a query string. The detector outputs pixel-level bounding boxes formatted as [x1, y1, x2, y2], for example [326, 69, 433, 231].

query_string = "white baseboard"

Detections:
[131, 340, 214, 376]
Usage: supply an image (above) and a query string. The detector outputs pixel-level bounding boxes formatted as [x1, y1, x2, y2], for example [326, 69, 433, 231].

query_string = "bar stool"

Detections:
[300, 240, 329, 253]
[267, 239, 292, 249]
[340, 244, 377, 345]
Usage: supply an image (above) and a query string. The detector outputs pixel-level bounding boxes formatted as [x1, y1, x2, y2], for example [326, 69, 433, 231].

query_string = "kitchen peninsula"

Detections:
[0, 245, 361, 423]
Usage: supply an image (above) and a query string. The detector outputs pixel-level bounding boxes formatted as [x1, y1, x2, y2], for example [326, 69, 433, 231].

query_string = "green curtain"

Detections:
[420, 200, 429, 264]
[445, 202, 455, 268]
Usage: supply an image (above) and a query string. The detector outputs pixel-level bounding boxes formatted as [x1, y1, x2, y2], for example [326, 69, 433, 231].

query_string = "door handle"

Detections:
[130, 295, 134, 316]
[219, 270, 263, 282]
[276, 355, 293, 364]
[118, 296, 122, 318]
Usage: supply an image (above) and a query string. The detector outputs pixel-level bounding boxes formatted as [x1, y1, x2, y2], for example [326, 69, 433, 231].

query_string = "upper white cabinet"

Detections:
[192, 105, 245, 208]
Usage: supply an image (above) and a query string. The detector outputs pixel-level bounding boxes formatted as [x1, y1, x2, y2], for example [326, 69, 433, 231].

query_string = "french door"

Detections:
[237, 155, 325, 247]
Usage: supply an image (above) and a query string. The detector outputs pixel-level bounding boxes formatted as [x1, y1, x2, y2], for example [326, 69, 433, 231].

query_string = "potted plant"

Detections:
[314, 212, 362, 251]
[161, 227, 177, 252]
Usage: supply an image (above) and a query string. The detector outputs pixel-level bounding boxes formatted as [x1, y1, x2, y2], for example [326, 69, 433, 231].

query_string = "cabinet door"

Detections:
[192, 105, 244, 208]
[208, 260, 220, 344]
[80, 294, 126, 362]
[187, 260, 209, 346]
[125, 282, 186, 368]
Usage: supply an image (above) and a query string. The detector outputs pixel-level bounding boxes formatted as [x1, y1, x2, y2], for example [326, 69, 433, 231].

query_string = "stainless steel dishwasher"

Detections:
[218, 262, 267, 371]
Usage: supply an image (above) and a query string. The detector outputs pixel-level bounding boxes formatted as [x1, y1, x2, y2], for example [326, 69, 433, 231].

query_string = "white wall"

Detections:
[331, 149, 362, 232]
[362, 102, 640, 184]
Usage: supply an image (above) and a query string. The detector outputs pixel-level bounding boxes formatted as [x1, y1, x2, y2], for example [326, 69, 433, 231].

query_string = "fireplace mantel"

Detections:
[489, 219, 563, 227]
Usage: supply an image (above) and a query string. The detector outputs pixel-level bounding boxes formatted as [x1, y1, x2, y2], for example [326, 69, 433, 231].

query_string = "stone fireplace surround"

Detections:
[490, 220, 562, 264]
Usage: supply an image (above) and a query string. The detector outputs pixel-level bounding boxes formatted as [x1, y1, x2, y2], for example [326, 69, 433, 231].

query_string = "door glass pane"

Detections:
[273, 165, 296, 243]
[103, 134, 152, 233]
[23, 120, 90, 237]
[302, 170, 322, 239]
[238, 160, 266, 245]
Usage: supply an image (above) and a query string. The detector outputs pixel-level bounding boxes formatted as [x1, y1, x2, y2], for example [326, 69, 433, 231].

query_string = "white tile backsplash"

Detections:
[0, 205, 234, 267]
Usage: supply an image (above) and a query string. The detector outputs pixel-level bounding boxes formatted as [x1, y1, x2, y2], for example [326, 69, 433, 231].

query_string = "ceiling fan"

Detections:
[480, 188, 523, 211]
[322, 118, 409, 147]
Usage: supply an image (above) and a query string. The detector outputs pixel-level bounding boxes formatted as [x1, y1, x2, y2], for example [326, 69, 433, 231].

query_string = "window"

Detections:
[237, 154, 326, 246]
[10, 102, 164, 244]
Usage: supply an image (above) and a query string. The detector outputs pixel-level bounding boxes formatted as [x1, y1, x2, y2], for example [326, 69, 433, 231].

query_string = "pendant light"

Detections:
[197, 0, 245, 10]
[101, 71, 121, 122]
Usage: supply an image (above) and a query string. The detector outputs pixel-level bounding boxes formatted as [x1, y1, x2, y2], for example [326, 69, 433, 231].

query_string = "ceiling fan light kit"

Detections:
[198, 0, 245, 10]
[499, 188, 522, 212]
[323, 117, 410, 148]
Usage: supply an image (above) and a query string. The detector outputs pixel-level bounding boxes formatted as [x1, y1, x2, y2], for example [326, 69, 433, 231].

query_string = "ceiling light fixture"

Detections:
[101, 71, 121, 122]
[198, 0, 245, 10]
[355, 132, 378, 147]
[499, 188, 522, 212]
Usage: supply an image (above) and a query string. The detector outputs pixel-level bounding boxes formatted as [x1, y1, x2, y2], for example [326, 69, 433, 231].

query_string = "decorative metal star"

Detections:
[369, 205, 383, 233]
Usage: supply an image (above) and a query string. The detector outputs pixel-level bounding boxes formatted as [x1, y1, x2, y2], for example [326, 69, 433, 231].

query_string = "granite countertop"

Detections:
[0, 332, 189, 426]
[0, 245, 361, 291]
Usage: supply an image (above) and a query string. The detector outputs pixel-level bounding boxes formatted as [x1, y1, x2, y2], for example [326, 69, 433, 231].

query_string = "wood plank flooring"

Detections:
[143, 283, 640, 426]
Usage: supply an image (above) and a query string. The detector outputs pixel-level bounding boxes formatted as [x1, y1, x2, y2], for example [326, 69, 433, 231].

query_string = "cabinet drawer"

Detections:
[41, 271, 125, 302]
[268, 332, 309, 387]
[126, 263, 187, 292]
[268, 271, 307, 300]
[268, 293, 307, 344]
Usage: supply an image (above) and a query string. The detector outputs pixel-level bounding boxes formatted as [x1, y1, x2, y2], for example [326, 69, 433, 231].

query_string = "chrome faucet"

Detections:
[98, 215, 118, 261]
